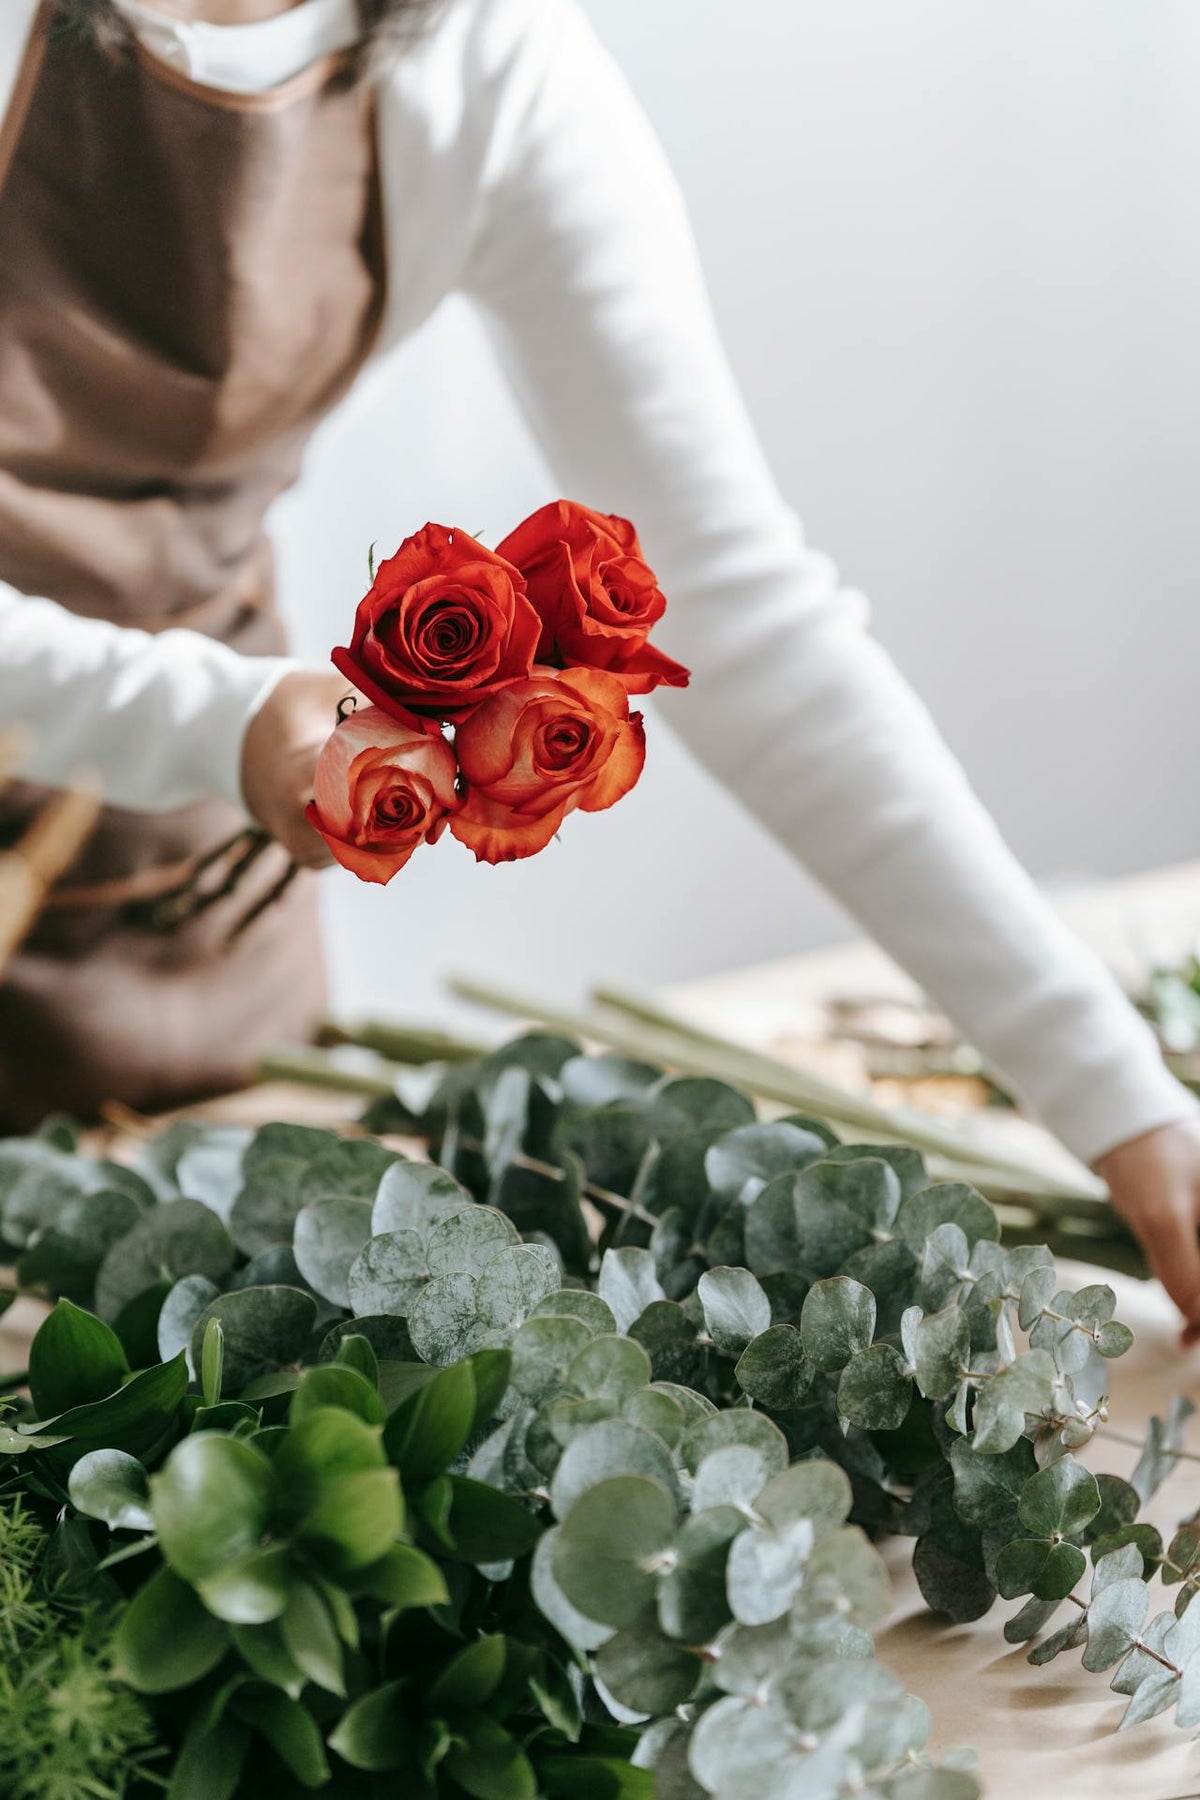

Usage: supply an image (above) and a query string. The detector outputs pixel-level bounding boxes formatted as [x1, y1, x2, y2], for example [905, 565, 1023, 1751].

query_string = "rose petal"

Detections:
[308, 707, 460, 886]
[449, 795, 570, 865]
[333, 523, 541, 718]
[577, 711, 646, 813]
[305, 801, 421, 885]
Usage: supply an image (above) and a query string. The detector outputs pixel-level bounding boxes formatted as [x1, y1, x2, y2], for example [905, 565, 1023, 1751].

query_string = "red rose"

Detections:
[496, 500, 690, 695]
[450, 667, 646, 864]
[305, 705, 459, 885]
[332, 524, 541, 720]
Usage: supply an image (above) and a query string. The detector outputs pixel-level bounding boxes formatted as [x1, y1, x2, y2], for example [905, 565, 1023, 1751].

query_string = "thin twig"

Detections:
[455, 1135, 659, 1229]
[1097, 1425, 1200, 1467]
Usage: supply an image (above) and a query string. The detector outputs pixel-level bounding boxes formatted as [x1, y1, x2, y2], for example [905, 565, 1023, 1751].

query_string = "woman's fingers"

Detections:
[1128, 1194, 1200, 1328]
[1095, 1117, 1200, 1335]
[240, 666, 350, 868]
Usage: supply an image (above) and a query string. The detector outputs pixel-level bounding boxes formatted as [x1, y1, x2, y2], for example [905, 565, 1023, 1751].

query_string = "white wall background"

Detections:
[272, 0, 1200, 1030]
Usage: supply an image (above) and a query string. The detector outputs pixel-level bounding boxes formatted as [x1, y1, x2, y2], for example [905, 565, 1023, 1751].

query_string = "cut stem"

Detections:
[450, 972, 1107, 1205]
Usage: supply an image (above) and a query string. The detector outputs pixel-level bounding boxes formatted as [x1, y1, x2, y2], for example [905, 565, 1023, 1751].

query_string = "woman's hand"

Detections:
[240, 667, 352, 868]
[1095, 1117, 1200, 1338]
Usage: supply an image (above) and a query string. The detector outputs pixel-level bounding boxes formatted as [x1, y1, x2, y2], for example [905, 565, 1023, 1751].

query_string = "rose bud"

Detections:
[497, 500, 690, 695]
[305, 705, 460, 884]
[332, 524, 542, 720]
[450, 667, 646, 864]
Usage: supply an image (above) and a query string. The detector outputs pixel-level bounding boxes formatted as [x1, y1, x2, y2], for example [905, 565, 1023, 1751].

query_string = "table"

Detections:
[7, 861, 1200, 1794]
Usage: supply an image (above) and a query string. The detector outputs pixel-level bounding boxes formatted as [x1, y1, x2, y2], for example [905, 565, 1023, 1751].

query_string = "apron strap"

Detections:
[0, 0, 47, 199]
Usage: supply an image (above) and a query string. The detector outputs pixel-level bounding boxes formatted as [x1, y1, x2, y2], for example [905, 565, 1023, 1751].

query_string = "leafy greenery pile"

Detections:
[1, 1033, 1197, 1792]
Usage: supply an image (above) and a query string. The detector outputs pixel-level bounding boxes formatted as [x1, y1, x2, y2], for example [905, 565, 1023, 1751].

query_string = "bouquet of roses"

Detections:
[305, 500, 689, 883]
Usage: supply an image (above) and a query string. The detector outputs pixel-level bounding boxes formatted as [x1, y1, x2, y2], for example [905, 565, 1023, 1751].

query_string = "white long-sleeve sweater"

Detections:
[0, 0, 1191, 1163]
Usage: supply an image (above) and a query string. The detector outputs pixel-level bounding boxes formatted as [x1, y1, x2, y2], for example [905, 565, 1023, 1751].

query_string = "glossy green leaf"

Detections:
[28, 1298, 129, 1419]
[68, 1447, 153, 1531]
[112, 1565, 229, 1693]
[327, 1680, 410, 1771]
[152, 1431, 275, 1583]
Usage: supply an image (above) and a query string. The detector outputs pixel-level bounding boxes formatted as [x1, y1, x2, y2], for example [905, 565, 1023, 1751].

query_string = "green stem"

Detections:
[257, 1044, 396, 1098]
[319, 1018, 491, 1066]
[0, 1369, 29, 1393]
[1071, 1591, 1184, 1675]
[450, 972, 1108, 1205]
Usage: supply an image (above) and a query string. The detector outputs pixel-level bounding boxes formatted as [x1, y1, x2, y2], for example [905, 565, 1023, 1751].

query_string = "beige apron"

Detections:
[0, 4, 387, 1128]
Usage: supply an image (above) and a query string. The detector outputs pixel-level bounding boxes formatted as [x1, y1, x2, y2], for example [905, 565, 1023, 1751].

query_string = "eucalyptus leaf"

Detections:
[837, 1343, 913, 1432]
[913, 1307, 970, 1402]
[696, 1266, 771, 1355]
[734, 1323, 813, 1409]
[372, 1160, 475, 1236]
[157, 1275, 222, 1372]
[94, 1200, 236, 1322]
[550, 1419, 681, 1519]
[1082, 1576, 1150, 1672]
[598, 1248, 668, 1334]
[704, 1122, 827, 1205]
[189, 1286, 318, 1396]
[1017, 1459, 1101, 1540]
[895, 1184, 998, 1253]
[800, 1276, 876, 1372]
[552, 1475, 678, 1629]
[595, 1616, 700, 1712]
[293, 1196, 373, 1309]
[346, 1227, 427, 1317]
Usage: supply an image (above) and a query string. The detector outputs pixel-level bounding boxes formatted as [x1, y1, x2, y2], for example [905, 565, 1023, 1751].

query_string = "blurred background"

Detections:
[271, 0, 1200, 1029]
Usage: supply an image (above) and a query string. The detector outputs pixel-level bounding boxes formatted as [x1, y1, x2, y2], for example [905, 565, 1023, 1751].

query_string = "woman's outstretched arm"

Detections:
[458, 0, 1200, 1311]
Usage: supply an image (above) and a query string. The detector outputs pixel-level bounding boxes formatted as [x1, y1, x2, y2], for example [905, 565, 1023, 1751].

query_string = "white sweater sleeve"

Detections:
[460, 0, 1195, 1164]
[0, 583, 291, 813]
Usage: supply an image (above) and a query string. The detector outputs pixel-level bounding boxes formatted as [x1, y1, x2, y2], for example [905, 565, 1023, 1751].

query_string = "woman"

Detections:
[1, 0, 1199, 1324]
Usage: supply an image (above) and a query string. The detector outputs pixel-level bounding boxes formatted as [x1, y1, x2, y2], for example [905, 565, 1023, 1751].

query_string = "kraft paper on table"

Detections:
[880, 1258, 1200, 1799]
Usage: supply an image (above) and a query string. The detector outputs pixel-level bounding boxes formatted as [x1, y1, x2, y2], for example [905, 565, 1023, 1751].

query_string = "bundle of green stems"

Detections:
[260, 976, 1145, 1280]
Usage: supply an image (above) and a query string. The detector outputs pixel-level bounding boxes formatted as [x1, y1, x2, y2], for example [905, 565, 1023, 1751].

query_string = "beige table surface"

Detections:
[872, 1259, 1200, 1800]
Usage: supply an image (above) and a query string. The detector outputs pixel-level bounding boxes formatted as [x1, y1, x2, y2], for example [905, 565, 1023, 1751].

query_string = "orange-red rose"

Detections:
[450, 667, 646, 864]
[497, 500, 690, 695]
[332, 524, 541, 720]
[305, 705, 459, 884]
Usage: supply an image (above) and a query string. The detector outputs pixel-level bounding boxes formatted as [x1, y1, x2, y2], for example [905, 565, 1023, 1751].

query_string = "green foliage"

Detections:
[8, 1030, 1183, 1794]
[0, 1495, 161, 1798]
[5, 1315, 631, 1799]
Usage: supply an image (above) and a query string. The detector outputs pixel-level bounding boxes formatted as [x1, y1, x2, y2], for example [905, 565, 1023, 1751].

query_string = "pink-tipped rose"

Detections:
[306, 705, 459, 885]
